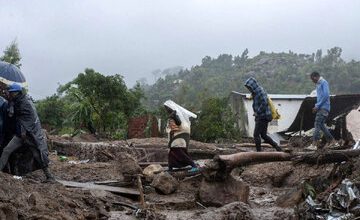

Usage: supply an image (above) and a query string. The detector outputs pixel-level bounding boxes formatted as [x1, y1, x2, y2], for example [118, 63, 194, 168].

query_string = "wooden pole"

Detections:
[137, 175, 146, 209]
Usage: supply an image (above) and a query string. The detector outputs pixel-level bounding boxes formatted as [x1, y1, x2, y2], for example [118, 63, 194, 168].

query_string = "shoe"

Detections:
[326, 141, 340, 149]
[188, 167, 200, 173]
[42, 167, 56, 183]
[43, 177, 56, 183]
[305, 144, 317, 151]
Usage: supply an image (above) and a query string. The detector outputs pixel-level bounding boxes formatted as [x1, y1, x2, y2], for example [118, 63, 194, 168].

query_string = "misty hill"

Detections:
[143, 47, 360, 110]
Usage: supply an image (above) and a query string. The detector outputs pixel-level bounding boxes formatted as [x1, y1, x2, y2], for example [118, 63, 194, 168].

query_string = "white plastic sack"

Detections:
[164, 100, 197, 131]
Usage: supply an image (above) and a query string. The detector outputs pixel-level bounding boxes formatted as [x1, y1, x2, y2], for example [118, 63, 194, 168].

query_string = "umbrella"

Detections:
[0, 61, 28, 89]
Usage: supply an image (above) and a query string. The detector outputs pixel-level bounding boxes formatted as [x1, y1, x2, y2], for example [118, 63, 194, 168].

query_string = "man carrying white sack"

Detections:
[164, 100, 199, 173]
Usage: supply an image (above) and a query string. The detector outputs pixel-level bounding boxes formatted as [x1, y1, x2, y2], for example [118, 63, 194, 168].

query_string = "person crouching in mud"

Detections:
[164, 100, 199, 173]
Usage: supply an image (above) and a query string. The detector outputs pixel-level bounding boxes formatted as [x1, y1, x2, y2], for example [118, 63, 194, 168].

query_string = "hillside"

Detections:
[143, 47, 360, 110]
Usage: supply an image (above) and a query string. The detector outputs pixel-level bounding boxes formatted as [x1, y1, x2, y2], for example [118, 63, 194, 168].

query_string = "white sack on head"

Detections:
[164, 100, 197, 129]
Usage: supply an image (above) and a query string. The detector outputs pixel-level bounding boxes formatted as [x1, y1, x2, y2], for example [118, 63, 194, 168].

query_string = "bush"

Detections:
[192, 97, 240, 142]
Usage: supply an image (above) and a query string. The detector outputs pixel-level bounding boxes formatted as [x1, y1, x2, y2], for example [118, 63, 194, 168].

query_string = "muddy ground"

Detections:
[0, 136, 358, 219]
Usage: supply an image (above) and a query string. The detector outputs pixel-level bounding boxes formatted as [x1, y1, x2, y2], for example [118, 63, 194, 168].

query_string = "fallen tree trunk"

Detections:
[218, 152, 292, 168]
[231, 143, 287, 148]
[292, 149, 360, 165]
[203, 149, 360, 181]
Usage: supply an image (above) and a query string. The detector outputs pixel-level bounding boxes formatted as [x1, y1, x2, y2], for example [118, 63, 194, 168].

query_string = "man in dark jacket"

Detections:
[244, 77, 282, 152]
[0, 83, 54, 181]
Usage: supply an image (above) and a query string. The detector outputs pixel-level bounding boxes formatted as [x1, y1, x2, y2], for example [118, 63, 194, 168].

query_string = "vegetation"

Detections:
[192, 97, 240, 142]
[2, 41, 358, 142]
[143, 47, 360, 111]
[1, 40, 22, 68]
[36, 69, 145, 138]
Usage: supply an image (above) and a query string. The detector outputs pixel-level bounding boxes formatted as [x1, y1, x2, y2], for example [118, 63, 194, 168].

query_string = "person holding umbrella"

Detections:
[0, 83, 55, 182]
[0, 61, 27, 96]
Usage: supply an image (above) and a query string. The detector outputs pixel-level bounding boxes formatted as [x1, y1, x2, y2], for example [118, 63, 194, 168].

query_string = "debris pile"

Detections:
[1, 136, 360, 219]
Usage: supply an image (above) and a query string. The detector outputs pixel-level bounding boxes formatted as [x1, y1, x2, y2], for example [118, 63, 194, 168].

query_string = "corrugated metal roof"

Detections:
[284, 94, 360, 133]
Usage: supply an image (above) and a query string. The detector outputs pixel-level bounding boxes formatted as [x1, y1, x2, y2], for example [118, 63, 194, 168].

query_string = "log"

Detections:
[217, 149, 360, 169]
[94, 180, 133, 187]
[292, 149, 360, 165]
[218, 152, 292, 168]
[203, 149, 360, 181]
[232, 143, 278, 148]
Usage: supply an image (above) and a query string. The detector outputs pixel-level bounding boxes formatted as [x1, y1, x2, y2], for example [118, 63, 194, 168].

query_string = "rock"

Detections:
[143, 164, 163, 182]
[198, 176, 249, 207]
[271, 169, 293, 187]
[276, 187, 303, 208]
[196, 202, 254, 220]
[151, 172, 179, 195]
[0, 204, 18, 220]
[116, 153, 142, 176]
[27, 192, 40, 207]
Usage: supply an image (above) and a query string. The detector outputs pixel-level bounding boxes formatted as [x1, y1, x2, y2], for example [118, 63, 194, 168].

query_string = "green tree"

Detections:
[36, 95, 66, 132]
[192, 97, 239, 142]
[1, 40, 22, 68]
[234, 48, 249, 68]
[58, 68, 144, 135]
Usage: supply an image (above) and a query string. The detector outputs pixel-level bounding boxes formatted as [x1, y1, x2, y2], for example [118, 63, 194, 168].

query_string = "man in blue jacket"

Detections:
[244, 77, 282, 152]
[306, 71, 337, 150]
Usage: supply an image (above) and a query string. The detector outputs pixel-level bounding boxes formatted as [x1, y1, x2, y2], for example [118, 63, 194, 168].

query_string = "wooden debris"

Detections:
[94, 180, 132, 187]
[203, 149, 360, 181]
[58, 180, 140, 196]
[137, 175, 146, 209]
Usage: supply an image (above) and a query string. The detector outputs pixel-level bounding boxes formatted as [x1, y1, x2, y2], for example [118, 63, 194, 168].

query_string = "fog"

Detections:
[0, 0, 359, 99]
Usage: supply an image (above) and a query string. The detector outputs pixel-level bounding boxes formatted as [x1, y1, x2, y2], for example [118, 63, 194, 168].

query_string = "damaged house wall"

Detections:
[230, 91, 360, 138]
[229, 91, 306, 137]
[127, 115, 159, 139]
[346, 108, 360, 140]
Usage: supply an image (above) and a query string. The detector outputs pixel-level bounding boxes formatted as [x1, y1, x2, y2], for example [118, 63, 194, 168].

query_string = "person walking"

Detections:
[244, 77, 282, 152]
[306, 71, 338, 150]
[164, 100, 199, 173]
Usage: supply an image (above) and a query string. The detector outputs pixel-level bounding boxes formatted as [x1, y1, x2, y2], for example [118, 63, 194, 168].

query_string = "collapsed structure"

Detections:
[229, 91, 360, 140]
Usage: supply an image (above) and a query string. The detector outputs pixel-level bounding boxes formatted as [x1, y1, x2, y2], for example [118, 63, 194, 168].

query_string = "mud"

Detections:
[1, 137, 359, 219]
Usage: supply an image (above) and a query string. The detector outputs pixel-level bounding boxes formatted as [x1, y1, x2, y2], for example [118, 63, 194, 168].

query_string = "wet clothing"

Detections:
[0, 97, 7, 146]
[313, 109, 334, 142]
[315, 77, 331, 112]
[244, 77, 272, 122]
[313, 77, 334, 143]
[168, 132, 190, 149]
[167, 118, 196, 169]
[254, 119, 282, 152]
[0, 135, 22, 170]
[10, 93, 49, 168]
[165, 101, 197, 169]
[168, 148, 196, 169]
[245, 77, 281, 152]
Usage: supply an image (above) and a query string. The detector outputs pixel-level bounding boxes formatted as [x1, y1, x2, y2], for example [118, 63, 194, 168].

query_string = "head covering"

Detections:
[244, 77, 260, 94]
[8, 83, 22, 92]
[164, 100, 197, 129]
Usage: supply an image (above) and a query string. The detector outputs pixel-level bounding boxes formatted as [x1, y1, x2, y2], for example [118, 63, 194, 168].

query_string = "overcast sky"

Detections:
[0, 0, 359, 99]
